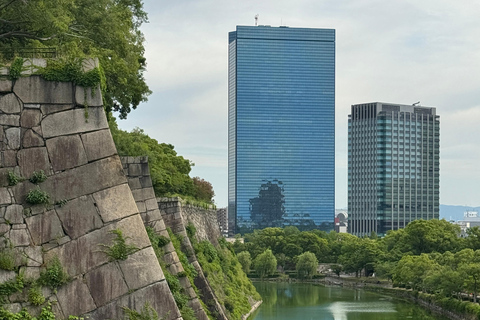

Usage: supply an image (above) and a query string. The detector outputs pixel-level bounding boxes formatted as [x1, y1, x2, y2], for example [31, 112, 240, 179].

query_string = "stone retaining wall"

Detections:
[0, 59, 181, 320]
[121, 156, 209, 320]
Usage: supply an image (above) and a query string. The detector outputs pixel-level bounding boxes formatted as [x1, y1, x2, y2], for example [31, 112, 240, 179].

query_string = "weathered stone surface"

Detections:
[80, 129, 117, 162]
[3, 150, 17, 167]
[145, 209, 162, 224]
[21, 58, 47, 76]
[0, 115, 20, 126]
[20, 109, 41, 128]
[40, 104, 72, 115]
[56, 195, 103, 239]
[9, 228, 30, 246]
[24, 104, 40, 109]
[131, 188, 155, 202]
[75, 85, 103, 107]
[145, 198, 159, 211]
[14, 76, 73, 104]
[56, 278, 96, 317]
[31, 156, 126, 203]
[25, 210, 64, 245]
[136, 201, 146, 213]
[0, 269, 16, 283]
[17, 147, 50, 178]
[119, 247, 164, 291]
[5, 127, 20, 149]
[0, 93, 21, 114]
[23, 266, 40, 280]
[0, 188, 12, 205]
[44, 227, 111, 277]
[5, 204, 23, 224]
[85, 262, 129, 307]
[81, 58, 99, 72]
[46, 135, 87, 172]
[85, 281, 182, 320]
[92, 184, 138, 223]
[109, 215, 152, 250]
[24, 246, 42, 267]
[0, 80, 12, 92]
[41, 107, 108, 138]
[22, 130, 44, 148]
[128, 177, 141, 190]
[0, 223, 10, 235]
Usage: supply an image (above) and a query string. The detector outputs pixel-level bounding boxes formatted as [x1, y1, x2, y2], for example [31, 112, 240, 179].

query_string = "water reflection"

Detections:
[252, 282, 449, 320]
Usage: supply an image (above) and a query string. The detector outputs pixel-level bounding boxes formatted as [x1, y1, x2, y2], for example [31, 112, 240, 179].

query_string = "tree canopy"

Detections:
[0, 0, 151, 118]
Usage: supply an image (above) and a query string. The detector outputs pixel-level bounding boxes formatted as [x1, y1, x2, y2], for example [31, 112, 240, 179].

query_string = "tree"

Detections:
[296, 252, 318, 279]
[339, 238, 380, 277]
[459, 263, 480, 303]
[0, 0, 151, 119]
[192, 177, 215, 203]
[254, 249, 277, 279]
[237, 251, 252, 274]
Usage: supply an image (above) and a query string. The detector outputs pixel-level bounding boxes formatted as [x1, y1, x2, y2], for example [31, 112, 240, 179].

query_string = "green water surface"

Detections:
[252, 282, 450, 320]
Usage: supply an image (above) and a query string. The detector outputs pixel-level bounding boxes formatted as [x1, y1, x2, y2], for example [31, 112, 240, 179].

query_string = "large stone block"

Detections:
[56, 278, 96, 317]
[0, 80, 12, 93]
[5, 128, 20, 149]
[41, 107, 108, 138]
[0, 188, 12, 205]
[0, 93, 21, 114]
[46, 135, 87, 172]
[85, 262, 129, 307]
[9, 228, 31, 246]
[22, 130, 44, 148]
[108, 215, 152, 250]
[0, 115, 20, 126]
[56, 195, 103, 239]
[24, 246, 42, 267]
[75, 85, 103, 107]
[85, 281, 182, 320]
[131, 188, 155, 202]
[37, 156, 127, 203]
[3, 150, 17, 167]
[25, 210, 64, 245]
[14, 76, 73, 104]
[20, 109, 41, 128]
[92, 183, 138, 223]
[17, 147, 51, 178]
[5, 204, 23, 224]
[80, 129, 117, 162]
[118, 247, 164, 291]
[40, 104, 72, 115]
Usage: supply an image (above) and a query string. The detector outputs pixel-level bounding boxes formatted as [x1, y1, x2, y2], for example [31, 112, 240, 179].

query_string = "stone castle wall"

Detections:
[0, 60, 181, 320]
[121, 156, 209, 320]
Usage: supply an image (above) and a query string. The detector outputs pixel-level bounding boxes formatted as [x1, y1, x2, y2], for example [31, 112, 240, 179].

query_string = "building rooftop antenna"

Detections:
[255, 14, 259, 26]
[412, 101, 420, 106]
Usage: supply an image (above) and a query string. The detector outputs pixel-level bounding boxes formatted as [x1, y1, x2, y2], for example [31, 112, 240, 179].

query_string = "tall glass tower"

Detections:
[228, 26, 335, 234]
[348, 102, 440, 237]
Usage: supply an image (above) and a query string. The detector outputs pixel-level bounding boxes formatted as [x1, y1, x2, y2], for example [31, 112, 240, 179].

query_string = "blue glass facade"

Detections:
[228, 26, 335, 234]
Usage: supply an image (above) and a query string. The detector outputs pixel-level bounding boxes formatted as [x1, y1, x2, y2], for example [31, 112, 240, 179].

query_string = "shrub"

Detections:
[0, 249, 15, 271]
[26, 187, 50, 205]
[103, 229, 138, 261]
[122, 302, 161, 320]
[7, 171, 22, 186]
[39, 256, 70, 290]
[28, 286, 46, 306]
[29, 170, 47, 184]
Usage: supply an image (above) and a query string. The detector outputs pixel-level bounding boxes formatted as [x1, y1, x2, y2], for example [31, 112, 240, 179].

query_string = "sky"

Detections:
[117, 0, 480, 209]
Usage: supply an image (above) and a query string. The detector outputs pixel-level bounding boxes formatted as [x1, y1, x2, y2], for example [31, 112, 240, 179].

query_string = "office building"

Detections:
[348, 102, 440, 236]
[228, 25, 335, 234]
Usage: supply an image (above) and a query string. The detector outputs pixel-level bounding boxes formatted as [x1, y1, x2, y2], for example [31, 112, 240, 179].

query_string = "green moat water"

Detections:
[252, 282, 450, 320]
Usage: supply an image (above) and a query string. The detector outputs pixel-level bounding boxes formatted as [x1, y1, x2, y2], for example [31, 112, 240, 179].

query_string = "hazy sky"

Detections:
[117, 0, 480, 209]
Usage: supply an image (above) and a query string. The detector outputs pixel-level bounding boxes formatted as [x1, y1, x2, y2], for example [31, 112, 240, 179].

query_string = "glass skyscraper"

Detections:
[228, 26, 335, 234]
[348, 102, 440, 237]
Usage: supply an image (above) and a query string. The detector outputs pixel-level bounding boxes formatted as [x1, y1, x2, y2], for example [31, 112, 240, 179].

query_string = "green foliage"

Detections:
[26, 187, 50, 205]
[254, 249, 277, 279]
[185, 223, 196, 240]
[157, 235, 171, 248]
[39, 256, 70, 290]
[29, 170, 47, 184]
[7, 171, 22, 186]
[0, 248, 15, 271]
[0, 0, 150, 119]
[296, 251, 318, 279]
[109, 122, 215, 203]
[123, 303, 162, 320]
[103, 229, 138, 261]
[192, 177, 215, 203]
[8, 57, 24, 80]
[0, 273, 24, 298]
[330, 264, 342, 276]
[55, 199, 69, 207]
[194, 239, 260, 320]
[28, 286, 46, 306]
[166, 228, 197, 279]
[237, 251, 252, 274]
